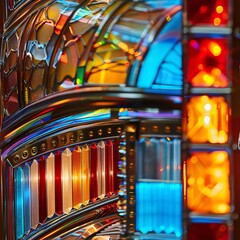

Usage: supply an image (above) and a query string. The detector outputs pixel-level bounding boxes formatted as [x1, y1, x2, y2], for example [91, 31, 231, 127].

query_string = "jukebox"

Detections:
[0, 0, 240, 239]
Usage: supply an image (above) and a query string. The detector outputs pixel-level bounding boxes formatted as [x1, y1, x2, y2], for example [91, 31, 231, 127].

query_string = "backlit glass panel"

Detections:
[187, 151, 230, 214]
[187, 0, 229, 26]
[188, 38, 229, 87]
[187, 96, 229, 143]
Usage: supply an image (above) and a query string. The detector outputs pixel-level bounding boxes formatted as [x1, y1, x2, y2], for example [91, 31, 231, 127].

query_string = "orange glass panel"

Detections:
[188, 38, 228, 88]
[187, 96, 228, 143]
[187, 151, 230, 214]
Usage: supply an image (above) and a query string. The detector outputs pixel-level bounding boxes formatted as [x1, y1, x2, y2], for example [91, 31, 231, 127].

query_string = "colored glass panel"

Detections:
[90, 143, 98, 199]
[136, 138, 181, 181]
[30, 160, 39, 228]
[62, 148, 73, 213]
[55, 151, 63, 215]
[23, 164, 31, 233]
[97, 141, 106, 197]
[39, 156, 47, 223]
[82, 144, 90, 203]
[187, 96, 228, 143]
[105, 140, 114, 193]
[187, 0, 229, 26]
[15, 167, 24, 239]
[136, 182, 182, 236]
[137, 10, 182, 93]
[188, 38, 229, 87]
[187, 151, 230, 213]
[46, 153, 55, 217]
[113, 139, 120, 191]
[72, 146, 82, 208]
[187, 223, 229, 240]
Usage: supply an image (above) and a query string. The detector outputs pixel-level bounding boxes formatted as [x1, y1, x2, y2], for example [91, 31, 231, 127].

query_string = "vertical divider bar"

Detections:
[125, 122, 138, 237]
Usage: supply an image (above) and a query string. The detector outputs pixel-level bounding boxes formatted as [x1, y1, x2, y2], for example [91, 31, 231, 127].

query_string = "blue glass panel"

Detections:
[23, 164, 31, 233]
[136, 182, 182, 236]
[137, 10, 182, 94]
[14, 167, 24, 239]
[136, 138, 181, 181]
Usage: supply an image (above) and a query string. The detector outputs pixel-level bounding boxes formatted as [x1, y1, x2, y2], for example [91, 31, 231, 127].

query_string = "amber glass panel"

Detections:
[187, 96, 228, 143]
[187, 151, 230, 214]
[188, 38, 229, 87]
[187, 223, 229, 240]
[187, 0, 229, 26]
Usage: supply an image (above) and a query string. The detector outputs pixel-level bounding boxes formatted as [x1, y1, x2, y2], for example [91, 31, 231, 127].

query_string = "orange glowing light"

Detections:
[187, 151, 230, 214]
[186, 96, 228, 143]
[216, 6, 224, 14]
[214, 17, 221, 26]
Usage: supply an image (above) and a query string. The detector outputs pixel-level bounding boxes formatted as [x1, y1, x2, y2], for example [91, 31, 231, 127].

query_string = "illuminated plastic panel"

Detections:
[187, 151, 230, 214]
[187, 0, 229, 26]
[186, 96, 229, 143]
[187, 38, 229, 88]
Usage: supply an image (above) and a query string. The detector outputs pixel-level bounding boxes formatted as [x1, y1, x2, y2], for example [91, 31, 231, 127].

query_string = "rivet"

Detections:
[107, 128, 112, 134]
[31, 146, 38, 155]
[13, 155, 20, 163]
[79, 132, 84, 140]
[61, 136, 66, 144]
[153, 125, 159, 132]
[89, 131, 94, 138]
[117, 127, 122, 134]
[22, 150, 28, 159]
[51, 139, 58, 148]
[165, 126, 171, 133]
[98, 129, 103, 136]
[41, 143, 47, 152]
[70, 134, 76, 142]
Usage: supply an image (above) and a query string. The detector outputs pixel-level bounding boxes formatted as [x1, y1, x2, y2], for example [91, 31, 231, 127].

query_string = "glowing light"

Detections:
[209, 42, 222, 56]
[60, 52, 68, 64]
[187, 152, 230, 214]
[214, 18, 221, 26]
[204, 103, 212, 111]
[203, 116, 210, 126]
[216, 6, 224, 14]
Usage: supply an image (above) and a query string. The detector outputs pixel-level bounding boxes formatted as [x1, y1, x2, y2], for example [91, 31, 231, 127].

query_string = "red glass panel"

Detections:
[188, 38, 229, 88]
[187, 0, 229, 26]
[113, 139, 120, 192]
[39, 156, 47, 223]
[187, 223, 229, 240]
[55, 151, 63, 214]
[90, 143, 98, 199]
[105, 140, 114, 193]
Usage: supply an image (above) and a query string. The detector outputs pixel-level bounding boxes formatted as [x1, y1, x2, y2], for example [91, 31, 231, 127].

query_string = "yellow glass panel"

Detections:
[187, 151, 230, 214]
[187, 96, 228, 143]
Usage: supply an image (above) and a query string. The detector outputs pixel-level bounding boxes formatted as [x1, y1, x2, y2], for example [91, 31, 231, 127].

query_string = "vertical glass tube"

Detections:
[30, 160, 39, 228]
[62, 148, 73, 213]
[90, 143, 98, 199]
[15, 167, 24, 239]
[82, 144, 90, 203]
[55, 150, 63, 215]
[105, 140, 114, 193]
[39, 156, 47, 223]
[175, 183, 182, 237]
[72, 146, 82, 208]
[162, 139, 171, 180]
[136, 138, 144, 179]
[113, 139, 119, 192]
[23, 164, 31, 233]
[46, 153, 55, 218]
[97, 141, 106, 197]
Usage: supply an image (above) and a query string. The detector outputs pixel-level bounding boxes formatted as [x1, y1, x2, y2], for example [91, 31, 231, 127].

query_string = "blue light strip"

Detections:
[23, 164, 31, 234]
[136, 182, 182, 236]
[15, 167, 24, 239]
